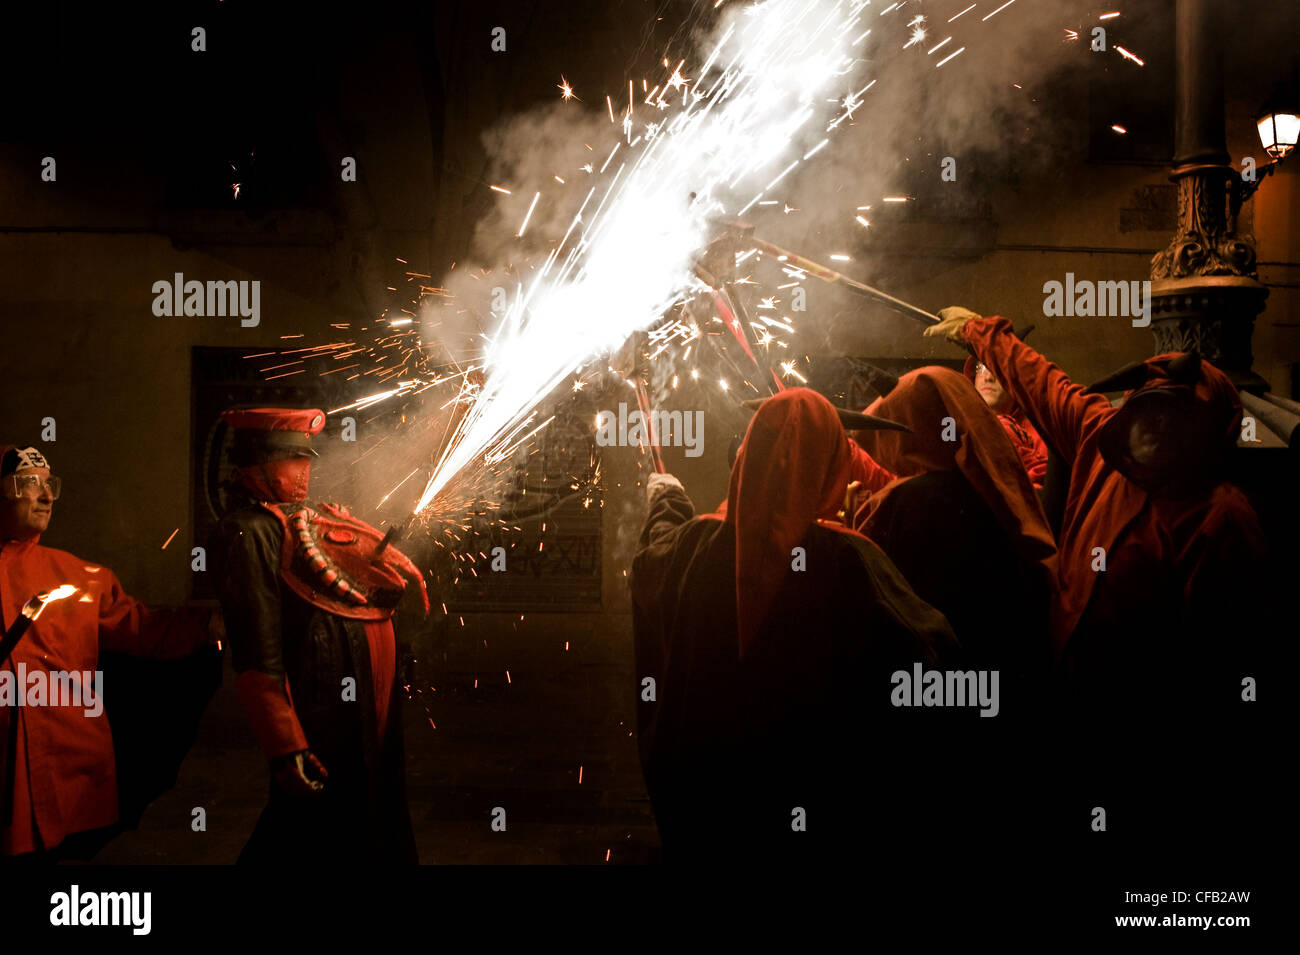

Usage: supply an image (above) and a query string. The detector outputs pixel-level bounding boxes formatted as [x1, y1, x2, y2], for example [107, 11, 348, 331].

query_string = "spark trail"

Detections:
[415, 0, 878, 514]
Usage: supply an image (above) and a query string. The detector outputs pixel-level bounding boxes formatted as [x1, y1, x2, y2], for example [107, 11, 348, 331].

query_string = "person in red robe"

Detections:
[924, 308, 1268, 852]
[965, 356, 1050, 489]
[630, 388, 957, 863]
[0, 445, 217, 860]
[849, 366, 1058, 677]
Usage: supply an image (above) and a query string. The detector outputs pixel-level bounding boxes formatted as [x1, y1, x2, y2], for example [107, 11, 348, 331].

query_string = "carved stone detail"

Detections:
[1150, 174, 1258, 280]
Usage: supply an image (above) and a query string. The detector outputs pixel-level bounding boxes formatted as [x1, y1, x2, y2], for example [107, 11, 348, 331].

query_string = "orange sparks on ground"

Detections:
[161, 528, 179, 550]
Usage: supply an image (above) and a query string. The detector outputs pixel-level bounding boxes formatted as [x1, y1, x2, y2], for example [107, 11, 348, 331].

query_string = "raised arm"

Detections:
[928, 310, 1115, 463]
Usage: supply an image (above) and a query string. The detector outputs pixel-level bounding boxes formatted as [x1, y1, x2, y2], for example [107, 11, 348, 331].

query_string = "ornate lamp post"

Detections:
[1149, 0, 1272, 392]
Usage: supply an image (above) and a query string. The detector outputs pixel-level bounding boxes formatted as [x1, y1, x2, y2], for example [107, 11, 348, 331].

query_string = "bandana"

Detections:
[1, 447, 49, 476]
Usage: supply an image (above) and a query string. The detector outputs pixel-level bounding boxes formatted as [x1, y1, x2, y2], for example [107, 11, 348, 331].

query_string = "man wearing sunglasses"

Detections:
[0, 445, 220, 861]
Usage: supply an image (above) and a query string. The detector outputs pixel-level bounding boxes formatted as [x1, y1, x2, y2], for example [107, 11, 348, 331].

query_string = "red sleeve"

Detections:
[236, 670, 310, 759]
[97, 569, 210, 658]
[961, 316, 1115, 463]
[847, 439, 896, 494]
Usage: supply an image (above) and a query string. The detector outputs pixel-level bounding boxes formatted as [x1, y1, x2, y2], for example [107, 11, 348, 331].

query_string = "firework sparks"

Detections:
[1114, 46, 1145, 67]
[935, 46, 966, 68]
[982, 0, 1019, 22]
[413, 0, 889, 517]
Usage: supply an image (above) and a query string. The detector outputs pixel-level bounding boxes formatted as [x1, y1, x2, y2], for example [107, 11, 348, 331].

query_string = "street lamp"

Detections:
[1256, 84, 1299, 159]
[1232, 80, 1298, 211]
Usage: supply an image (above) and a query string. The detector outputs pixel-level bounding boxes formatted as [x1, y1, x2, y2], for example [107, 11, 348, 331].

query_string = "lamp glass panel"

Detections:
[1257, 117, 1277, 150]
[1274, 112, 1300, 147]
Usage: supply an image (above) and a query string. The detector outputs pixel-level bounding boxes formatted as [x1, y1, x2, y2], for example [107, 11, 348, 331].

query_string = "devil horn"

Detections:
[835, 408, 912, 433]
[1166, 351, 1202, 386]
[741, 396, 911, 433]
[1083, 359, 1151, 395]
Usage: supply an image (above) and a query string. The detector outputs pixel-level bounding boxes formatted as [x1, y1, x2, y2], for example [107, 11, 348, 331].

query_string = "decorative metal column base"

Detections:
[1149, 276, 1270, 392]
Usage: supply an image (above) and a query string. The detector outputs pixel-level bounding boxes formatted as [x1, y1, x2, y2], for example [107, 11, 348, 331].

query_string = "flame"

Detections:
[43, 584, 77, 603]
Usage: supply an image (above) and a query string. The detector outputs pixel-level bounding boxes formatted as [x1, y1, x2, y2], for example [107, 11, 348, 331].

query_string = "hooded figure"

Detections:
[928, 316, 1264, 692]
[923, 311, 1268, 851]
[0, 446, 216, 859]
[850, 367, 1058, 680]
[964, 355, 1050, 489]
[211, 408, 426, 865]
[630, 388, 957, 863]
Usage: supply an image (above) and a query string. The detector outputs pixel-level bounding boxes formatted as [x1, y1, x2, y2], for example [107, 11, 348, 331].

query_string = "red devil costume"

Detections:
[849, 367, 1058, 679]
[212, 409, 428, 864]
[942, 316, 1269, 855]
[955, 318, 1264, 703]
[0, 445, 212, 857]
[630, 389, 956, 862]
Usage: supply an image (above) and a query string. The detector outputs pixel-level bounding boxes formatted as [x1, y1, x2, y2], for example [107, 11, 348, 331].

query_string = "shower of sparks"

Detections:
[413, 0, 894, 516]
[948, 4, 976, 22]
[558, 76, 576, 100]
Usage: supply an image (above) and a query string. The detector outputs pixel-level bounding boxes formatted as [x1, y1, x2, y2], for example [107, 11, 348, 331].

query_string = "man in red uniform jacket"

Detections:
[213, 408, 425, 864]
[0, 445, 216, 859]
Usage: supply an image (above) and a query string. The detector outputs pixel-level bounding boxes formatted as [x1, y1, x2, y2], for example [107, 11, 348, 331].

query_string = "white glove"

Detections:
[646, 471, 684, 502]
[923, 305, 983, 345]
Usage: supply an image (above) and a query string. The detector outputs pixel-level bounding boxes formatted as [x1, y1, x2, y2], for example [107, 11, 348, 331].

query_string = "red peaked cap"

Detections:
[221, 408, 326, 435]
[705, 387, 860, 657]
